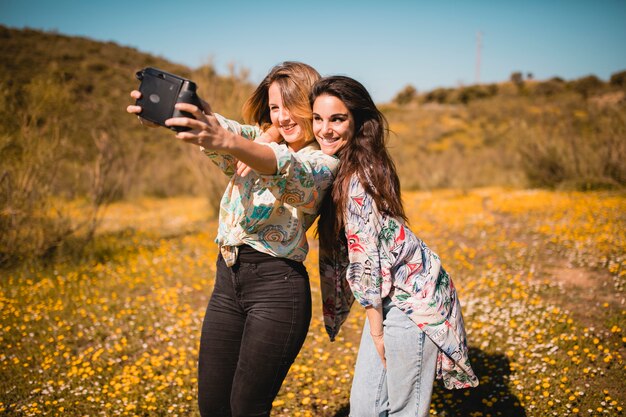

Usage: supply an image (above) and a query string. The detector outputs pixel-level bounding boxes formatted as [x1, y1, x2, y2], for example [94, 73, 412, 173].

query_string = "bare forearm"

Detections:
[365, 305, 384, 336]
[158, 101, 278, 174]
[220, 131, 277, 175]
[366, 305, 386, 367]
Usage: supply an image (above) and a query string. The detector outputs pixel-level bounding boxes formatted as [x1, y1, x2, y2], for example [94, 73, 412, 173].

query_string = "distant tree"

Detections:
[424, 88, 451, 104]
[570, 75, 603, 99]
[486, 84, 499, 96]
[527, 72, 534, 80]
[458, 85, 496, 104]
[609, 70, 626, 88]
[534, 79, 565, 96]
[393, 84, 417, 105]
[510, 71, 524, 86]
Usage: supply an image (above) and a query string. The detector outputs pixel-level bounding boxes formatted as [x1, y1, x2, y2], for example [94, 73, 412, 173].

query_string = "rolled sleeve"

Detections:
[201, 113, 263, 176]
[267, 141, 293, 175]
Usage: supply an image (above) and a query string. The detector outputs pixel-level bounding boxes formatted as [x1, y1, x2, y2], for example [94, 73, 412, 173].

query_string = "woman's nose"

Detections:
[278, 108, 290, 122]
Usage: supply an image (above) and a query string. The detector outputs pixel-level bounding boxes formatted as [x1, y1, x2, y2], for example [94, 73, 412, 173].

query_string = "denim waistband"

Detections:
[236, 244, 304, 268]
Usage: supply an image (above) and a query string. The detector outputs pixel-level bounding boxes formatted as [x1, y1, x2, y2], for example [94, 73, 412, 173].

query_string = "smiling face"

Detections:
[268, 82, 308, 151]
[312, 94, 354, 156]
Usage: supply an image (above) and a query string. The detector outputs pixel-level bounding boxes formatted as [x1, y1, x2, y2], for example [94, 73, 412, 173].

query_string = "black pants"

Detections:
[198, 246, 312, 417]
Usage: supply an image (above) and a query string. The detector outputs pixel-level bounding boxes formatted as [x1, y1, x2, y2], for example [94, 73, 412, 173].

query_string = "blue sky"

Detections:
[2, 0, 625, 102]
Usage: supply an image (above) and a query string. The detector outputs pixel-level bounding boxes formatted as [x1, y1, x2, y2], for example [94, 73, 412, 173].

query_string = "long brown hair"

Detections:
[313, 76, 407, 245]
[242, 61, 320, 141]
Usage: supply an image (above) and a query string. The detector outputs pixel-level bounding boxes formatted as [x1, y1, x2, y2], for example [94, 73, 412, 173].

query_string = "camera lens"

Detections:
[149, 94, 161, 104]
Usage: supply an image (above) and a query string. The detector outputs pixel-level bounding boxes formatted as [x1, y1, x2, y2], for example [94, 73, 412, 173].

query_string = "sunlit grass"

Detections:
[1, 188, 624, 416]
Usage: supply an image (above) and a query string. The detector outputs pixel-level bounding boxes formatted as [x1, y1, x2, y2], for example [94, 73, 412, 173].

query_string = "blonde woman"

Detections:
[129, 62, 339, 417]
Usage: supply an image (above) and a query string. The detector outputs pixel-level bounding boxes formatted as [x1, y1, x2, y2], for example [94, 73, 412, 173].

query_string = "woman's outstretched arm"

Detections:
[166, 102, 279, 175]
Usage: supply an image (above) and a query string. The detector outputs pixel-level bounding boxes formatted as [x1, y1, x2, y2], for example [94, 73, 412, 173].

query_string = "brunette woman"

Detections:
[312, 76, 478, 417]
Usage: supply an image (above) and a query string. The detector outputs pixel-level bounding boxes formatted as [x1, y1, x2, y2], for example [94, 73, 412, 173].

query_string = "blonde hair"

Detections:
[243, 62, 320, 141]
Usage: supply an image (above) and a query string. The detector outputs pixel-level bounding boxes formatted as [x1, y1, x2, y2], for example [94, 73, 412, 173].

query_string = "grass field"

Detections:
[1, 188, 624, 417]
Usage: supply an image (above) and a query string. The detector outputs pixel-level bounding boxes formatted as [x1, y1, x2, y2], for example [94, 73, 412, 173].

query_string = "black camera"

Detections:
[135, 67, 202, 132]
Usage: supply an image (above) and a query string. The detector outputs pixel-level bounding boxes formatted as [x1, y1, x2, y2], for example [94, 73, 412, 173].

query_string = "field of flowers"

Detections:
[1, 188, 624, 417]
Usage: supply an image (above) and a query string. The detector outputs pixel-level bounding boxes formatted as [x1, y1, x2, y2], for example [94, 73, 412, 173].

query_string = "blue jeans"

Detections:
[198, 246, 311, 417]
[350, 298, 438, 417]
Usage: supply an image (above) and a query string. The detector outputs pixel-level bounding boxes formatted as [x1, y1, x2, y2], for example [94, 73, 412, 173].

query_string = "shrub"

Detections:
[0, 74, 133, 265]
[510, 71, 524, 86]
[534, 79, 566, 96]
[513, 99, 626, 189]
[458, 84, 497, 104]
[393, 84, 418, 106]
[569, 75, 604, 99]
[424, 87, 453, 104]
[610, 70, 626, 89]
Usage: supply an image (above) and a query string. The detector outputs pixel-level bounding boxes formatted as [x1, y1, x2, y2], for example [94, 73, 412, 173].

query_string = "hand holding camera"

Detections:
[131, 67, 203, 132]
[127, 67, 234, 150]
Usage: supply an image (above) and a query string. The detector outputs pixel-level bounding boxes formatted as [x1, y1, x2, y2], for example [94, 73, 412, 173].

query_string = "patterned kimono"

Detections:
[320, 174, 479, 389]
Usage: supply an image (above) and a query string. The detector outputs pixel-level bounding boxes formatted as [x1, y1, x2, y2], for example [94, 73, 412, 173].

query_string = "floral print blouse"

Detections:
[203, 114, 339, 266]
[320, 174, 478, 389]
